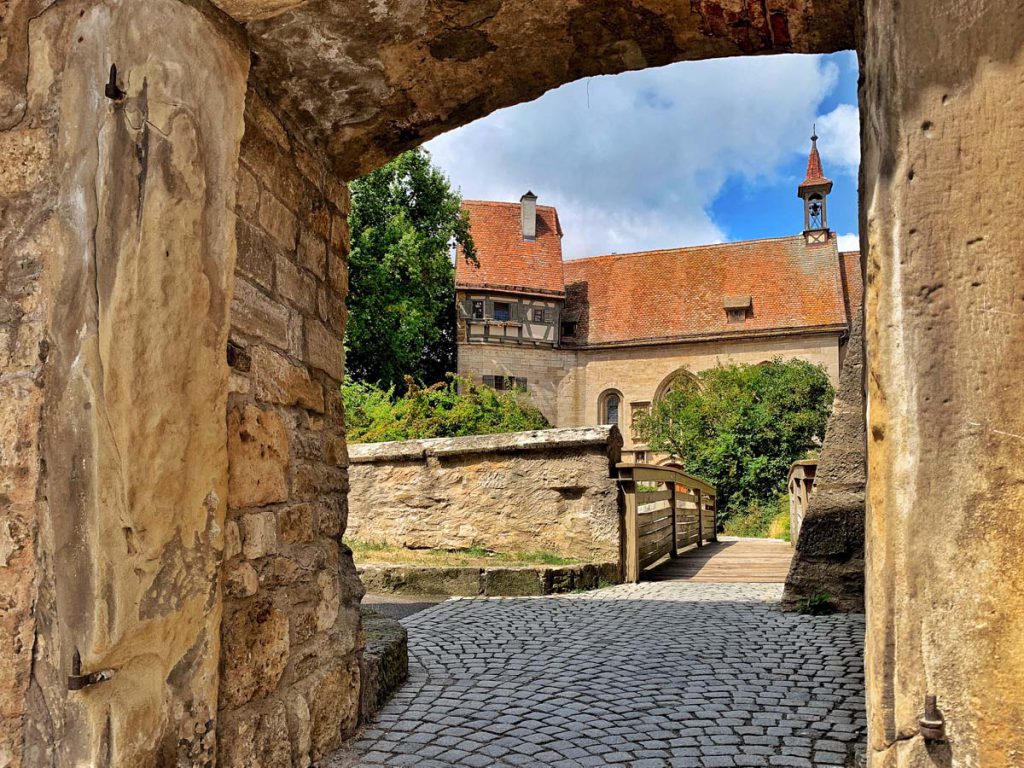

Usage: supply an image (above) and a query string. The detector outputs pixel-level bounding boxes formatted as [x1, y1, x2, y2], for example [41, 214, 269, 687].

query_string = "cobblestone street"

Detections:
[328, 582, 866, 768]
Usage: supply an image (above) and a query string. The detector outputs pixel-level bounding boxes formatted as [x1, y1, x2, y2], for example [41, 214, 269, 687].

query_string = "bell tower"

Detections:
[798, 128, 833, 245]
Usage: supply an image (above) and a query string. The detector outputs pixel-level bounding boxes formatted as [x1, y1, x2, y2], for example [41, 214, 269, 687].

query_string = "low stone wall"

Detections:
[359, 610, 409, 724]
[358, 562, 621, 597]
[347, 427, 623, 562]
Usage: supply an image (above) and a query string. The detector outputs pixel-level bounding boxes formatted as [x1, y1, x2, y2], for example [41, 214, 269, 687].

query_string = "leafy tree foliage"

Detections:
[347, 149, 475, 390]
[635, 358, 834, 521]
[343, 376, 549, 444]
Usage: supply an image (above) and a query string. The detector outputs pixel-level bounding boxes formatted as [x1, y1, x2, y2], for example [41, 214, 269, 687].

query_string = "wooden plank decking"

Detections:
[645, 536, 794, 583]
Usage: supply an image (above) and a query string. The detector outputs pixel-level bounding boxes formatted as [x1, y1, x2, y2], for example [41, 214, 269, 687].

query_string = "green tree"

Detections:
[347, 149, 476, 390]
[635, 358, 834, 521]
[343, 376, 549, 443]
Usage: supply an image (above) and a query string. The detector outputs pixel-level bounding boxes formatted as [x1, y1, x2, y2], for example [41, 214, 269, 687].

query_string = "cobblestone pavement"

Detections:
[328, 582, 865, 768]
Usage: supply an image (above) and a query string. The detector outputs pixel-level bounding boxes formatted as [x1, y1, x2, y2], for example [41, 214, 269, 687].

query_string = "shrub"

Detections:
[635, 358, 833, 525]
[343, 375, 550, 443]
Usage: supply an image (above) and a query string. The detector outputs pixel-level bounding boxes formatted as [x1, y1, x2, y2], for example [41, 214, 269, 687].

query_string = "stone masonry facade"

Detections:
[217, 91, 363, 767]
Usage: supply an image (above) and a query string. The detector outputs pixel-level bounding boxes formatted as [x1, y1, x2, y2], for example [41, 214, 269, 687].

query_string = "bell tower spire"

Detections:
[798, 126, 833, 245]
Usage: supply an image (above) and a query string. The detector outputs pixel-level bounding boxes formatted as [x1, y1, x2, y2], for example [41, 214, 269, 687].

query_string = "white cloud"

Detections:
[815, 103, 860, 177]
[425, 54, 852, 258]
[837, 232, 861, 251]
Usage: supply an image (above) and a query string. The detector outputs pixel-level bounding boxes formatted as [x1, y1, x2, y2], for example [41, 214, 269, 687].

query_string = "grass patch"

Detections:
[722, 494, 791, 541]
[345, 538, 579, 567]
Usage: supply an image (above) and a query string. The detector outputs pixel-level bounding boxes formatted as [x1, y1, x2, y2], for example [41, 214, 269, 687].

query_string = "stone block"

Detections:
[285, 692, 313, 768]
[357, 565, 482, 596]
[258, 555, 302, 587]
[224, 561, 259, 598]
[251, 345, 324, 413]
[218, 701, 292, 768]
[279, 503, 315, 545]
[293, 462, 346, 500]
[317, 285, 347, 335]
[481, 568, 545, 596]
[308, 658, 360, 759]
[259, 189, 298, 251]
[316, 570, 341, 631]
[305, 318, 345, 382]
[220, 597, 290, 709]
[298, 228, 327, 279]
[327, 248, 348, 297]
[228, 405, 290, 509]
[317, 497, 344, 538]
[232, 278, 290, 350]
[235, 218, 276, 291]
[240, 510, 278, 559]
[236, 163, 260, 218]
[276, 254, 316, 315]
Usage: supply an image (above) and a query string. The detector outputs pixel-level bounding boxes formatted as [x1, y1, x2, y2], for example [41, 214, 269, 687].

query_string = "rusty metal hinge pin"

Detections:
[68, 648, 114, 691]
[919, 694, 947, 743]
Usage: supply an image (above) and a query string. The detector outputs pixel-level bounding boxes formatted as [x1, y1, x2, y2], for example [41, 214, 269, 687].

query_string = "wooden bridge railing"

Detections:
[617, 463, 718, 583]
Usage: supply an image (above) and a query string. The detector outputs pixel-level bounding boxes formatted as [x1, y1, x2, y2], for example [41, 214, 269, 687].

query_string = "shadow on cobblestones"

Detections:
[327, 583, 865, 768]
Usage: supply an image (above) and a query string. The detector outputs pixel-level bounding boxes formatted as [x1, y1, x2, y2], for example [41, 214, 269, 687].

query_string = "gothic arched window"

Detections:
[599, 390, 622, 427]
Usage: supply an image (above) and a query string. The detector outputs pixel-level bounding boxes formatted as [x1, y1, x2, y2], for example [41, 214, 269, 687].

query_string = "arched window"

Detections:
[653, 367, 699, 403]
[599, 390, 622, 427]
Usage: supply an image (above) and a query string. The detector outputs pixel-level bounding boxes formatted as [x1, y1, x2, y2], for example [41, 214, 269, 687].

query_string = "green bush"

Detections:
[343, 375, 550, 443]
[635, 358, 833, 526]
[723, 494, 791, 541]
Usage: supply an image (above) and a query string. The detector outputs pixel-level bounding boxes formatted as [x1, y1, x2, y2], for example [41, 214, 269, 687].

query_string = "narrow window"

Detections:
[493, 302, 511, 321]
[600, 392, 620, 427]
[562, 321, 578, 337]
[532, 308, 544, 323]
[471, 300, 484, 319]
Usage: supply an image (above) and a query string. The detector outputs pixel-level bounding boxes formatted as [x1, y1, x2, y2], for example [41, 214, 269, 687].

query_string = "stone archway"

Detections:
[3, 2, 1023, 767]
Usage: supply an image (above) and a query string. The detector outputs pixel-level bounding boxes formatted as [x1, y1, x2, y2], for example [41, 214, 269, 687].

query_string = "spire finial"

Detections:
[811, 123, 818, 143]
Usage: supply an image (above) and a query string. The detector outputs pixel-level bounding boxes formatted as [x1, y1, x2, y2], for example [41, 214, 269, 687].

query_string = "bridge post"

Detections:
[620, 479, 640, 583]
[695, 488, 704, 548]
[669, 481, 678, 559]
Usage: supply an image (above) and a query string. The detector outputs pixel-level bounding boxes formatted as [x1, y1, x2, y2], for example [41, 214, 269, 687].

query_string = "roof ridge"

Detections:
[567, 233, 811, 264]
[462, 199, 559, 211]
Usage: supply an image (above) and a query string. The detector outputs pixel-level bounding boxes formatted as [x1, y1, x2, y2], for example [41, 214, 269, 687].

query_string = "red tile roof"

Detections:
[563, 235, 849, 347]
[839, 250, 863, 324]
[456, 201, 565, 296]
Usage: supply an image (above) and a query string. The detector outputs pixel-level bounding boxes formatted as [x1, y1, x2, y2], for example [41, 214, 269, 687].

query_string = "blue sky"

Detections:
[425, 51, 860, 259]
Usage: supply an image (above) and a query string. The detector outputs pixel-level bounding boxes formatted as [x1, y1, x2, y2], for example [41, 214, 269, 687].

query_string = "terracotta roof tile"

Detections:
[563, 235, 849, 346]
[456, 201, 565, 296]
[800, 139, 833, 190]
[839, 250, 863, 324]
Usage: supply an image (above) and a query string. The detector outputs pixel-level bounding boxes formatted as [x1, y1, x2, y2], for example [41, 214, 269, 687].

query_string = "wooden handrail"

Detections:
[617, 463, 718, 583]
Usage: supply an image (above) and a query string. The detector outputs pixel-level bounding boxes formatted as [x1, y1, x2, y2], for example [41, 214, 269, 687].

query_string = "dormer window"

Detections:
[724, 295, 752, 323]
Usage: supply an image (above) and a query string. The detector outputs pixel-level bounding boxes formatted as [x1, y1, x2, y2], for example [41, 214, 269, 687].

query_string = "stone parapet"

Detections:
[348, 427, 623, 561]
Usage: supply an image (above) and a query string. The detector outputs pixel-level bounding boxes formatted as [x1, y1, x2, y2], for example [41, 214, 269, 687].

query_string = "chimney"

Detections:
[520, 191, 537, 240]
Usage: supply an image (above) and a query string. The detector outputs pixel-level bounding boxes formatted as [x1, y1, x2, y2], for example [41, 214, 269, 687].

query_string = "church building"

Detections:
[455, 136, 863, 463]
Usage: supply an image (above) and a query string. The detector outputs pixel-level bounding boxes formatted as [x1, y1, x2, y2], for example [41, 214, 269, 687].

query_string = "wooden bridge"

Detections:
[617, 464, 793, 584]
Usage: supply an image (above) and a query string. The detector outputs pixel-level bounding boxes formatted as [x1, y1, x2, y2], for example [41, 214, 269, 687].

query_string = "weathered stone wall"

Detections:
[783, 308, 864, 612]
[2, 2, 249, 766]
[347, 427, 623, 562]
[217, 90, 363, 767]
[861, 2, 1024, 765]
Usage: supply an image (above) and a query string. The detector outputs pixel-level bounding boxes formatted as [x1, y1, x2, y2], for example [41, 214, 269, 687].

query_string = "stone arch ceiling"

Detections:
[211, 0, 857, 179]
